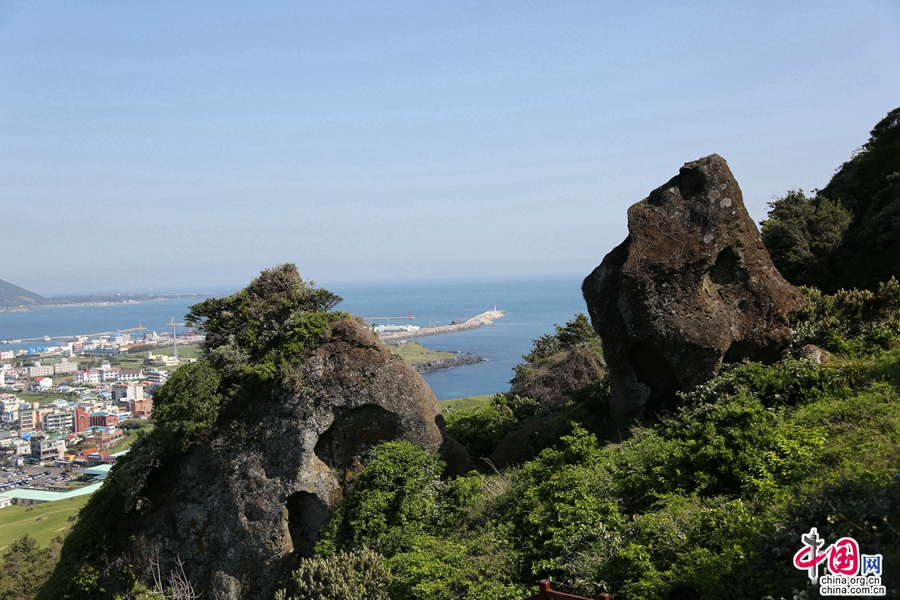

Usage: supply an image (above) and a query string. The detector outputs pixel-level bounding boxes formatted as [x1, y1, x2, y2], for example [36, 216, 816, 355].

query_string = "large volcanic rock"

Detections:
[582, 154, 803, 425]
[40, 266, 472, 600]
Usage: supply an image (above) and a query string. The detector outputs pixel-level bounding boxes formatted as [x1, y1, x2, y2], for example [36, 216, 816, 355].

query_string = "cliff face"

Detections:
[39, 266, 471, 600]
[583, 155, 803, 426]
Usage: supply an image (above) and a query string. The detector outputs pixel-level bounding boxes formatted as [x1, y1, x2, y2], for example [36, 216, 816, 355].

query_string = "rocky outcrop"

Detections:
[583, 155, 804, 425]
[412, 353, 487, 373]
[137, 321, 469, 599]
[39, 266, 472, 600]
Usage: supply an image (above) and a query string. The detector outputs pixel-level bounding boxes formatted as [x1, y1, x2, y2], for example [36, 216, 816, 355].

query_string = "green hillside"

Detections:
[762, 106, 900, 292]
[0, 278, 47, 310]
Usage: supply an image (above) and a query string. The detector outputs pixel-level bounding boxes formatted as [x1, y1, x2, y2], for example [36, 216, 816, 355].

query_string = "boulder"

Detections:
[40, 266, 472, 600]
[137, 319, 471, 599]
[582, 154, 804, 425]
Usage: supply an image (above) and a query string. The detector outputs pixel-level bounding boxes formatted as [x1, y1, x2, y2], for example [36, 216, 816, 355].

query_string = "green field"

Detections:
[439, 395, 492, 412]
[0, 495, 90, 550]
[150, 344, 201, 359]
[389, 341, 455, 365]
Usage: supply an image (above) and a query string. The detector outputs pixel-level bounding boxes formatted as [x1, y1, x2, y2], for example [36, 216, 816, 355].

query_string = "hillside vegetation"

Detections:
[291, 285, 900, 599]
[762, 106, 900, 292]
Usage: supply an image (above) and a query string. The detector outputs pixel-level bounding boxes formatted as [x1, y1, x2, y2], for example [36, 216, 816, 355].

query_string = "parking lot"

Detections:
[0, 465, 72, 493]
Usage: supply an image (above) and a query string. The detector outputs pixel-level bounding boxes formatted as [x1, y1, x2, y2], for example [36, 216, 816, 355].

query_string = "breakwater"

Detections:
[378, 310, 505, 342]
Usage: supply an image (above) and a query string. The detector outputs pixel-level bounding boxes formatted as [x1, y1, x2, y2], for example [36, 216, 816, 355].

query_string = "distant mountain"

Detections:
[0, 278, 48, 309]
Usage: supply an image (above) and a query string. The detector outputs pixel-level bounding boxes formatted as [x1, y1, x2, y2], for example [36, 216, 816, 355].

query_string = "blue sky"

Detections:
[2, 1, 898, 295]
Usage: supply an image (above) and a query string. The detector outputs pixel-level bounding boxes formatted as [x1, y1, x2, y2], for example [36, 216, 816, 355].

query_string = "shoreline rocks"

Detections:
[411, 353, 487, 373]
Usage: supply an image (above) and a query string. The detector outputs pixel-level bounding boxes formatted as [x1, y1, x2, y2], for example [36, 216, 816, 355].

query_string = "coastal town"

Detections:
[0, 309, 504, 510]
[0, 326, 197, 508]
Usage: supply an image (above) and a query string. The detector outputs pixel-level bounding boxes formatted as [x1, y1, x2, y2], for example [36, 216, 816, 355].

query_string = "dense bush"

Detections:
[443, 393, 540, 460]
[761, 189, 852, 284]
[151, 360, 223, 452]
[318, 440, 445, 556]
[0, 535, 61, 600]
[790, 277, 900, 355]
[317, 440, 527, 599]
[186, 263, 346, 388]
[275, 548, 392, 600]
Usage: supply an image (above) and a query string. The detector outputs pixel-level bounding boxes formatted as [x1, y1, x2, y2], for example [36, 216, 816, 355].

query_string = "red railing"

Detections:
[525, 579, 610, 600]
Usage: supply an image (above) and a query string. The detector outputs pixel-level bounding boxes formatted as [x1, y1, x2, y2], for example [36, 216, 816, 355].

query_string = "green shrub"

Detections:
[276, 548, 391, 600]
[387, 535, 525, 600]
[616, 395, 824, 504]
[496, 426, 625, 577]
[521, 314, 602, 364]
[680, 359, 846, 409]
[560, 495, 769, 600]
[790, 278, 900, 355]
[444, 395, 516, 460]
[510, 314, 605, 407]
[186, 264, 342, 369]
[151, 360, 223, 452]
[760, 189, 852, 284]
[317, 441, 445, 556]
[0, 535, 62, 600]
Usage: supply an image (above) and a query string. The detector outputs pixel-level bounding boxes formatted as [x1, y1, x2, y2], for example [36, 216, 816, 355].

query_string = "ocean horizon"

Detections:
[0, 273, 592, 400]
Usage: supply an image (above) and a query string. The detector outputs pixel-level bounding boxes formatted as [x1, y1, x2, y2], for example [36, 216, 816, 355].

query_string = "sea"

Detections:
[0, 274, 590, 400]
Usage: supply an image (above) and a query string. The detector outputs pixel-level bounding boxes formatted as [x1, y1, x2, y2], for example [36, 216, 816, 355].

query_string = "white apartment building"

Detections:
[54, 358, 78, 375]
[43, 411, 73, 432]
[118, 368, 144, 381]
[111, 382, 144, 403]
[147, 370, 169, 385]
[25, 363, 54, 378]
[74, 369, 102, 385]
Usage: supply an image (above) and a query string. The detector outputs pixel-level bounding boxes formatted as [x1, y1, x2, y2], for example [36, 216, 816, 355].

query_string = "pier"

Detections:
[378, 310, 504, 341]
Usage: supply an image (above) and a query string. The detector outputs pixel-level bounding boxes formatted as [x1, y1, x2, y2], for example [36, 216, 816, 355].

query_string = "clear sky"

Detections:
[2, 1, 898, 295]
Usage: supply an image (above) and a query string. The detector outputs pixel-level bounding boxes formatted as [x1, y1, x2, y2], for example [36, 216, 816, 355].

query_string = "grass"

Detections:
[113, 425, 152, 453]
[151, 344, 201, 359]
[17, 391, 81, 403]
[440, 395, 492, 412]
[0, 494, 91, 550]
[390, 341, 455, 365]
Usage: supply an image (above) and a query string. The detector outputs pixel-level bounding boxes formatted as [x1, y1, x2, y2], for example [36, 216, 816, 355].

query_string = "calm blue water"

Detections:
[0, 275, 590, 400]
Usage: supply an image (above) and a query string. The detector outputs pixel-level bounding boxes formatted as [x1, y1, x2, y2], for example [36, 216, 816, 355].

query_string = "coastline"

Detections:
[0, 294, 207, 313]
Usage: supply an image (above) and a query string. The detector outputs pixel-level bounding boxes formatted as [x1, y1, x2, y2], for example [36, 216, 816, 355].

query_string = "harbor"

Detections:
[376, 310, 505, 342]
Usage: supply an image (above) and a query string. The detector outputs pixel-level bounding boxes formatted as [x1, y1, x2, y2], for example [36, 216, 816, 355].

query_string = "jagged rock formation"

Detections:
[583, 155, 804, 425]
[39, 265, 472, 600]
